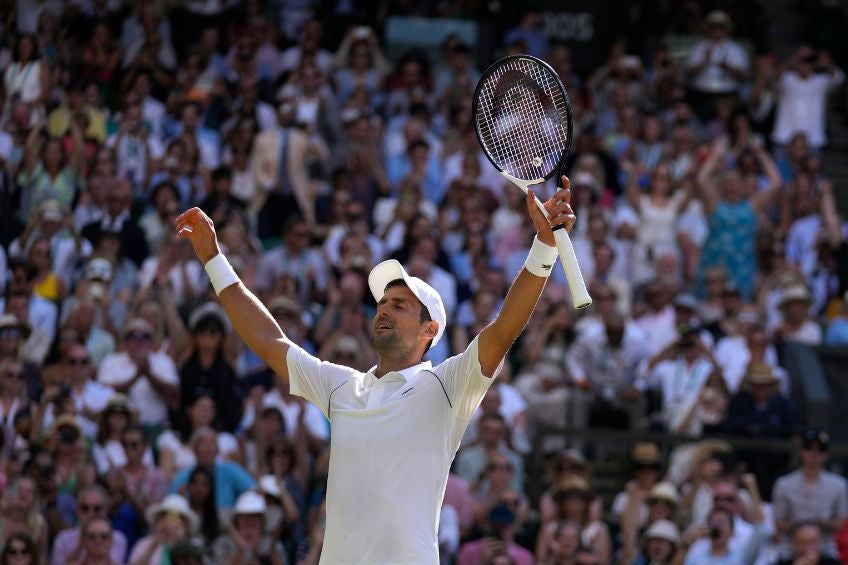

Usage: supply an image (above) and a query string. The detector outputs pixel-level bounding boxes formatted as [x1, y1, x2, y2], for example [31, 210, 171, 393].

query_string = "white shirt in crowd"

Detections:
[772, 69, 845, 148]
[687, 39, 749, 94]
[96, 352, 179, 425]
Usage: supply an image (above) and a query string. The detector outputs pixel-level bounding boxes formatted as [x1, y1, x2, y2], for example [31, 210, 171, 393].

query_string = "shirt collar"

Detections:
[363, 360, 432, 387]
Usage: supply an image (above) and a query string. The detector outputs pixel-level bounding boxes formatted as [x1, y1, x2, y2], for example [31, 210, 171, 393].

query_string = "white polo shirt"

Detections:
[287, 336, 498, 565]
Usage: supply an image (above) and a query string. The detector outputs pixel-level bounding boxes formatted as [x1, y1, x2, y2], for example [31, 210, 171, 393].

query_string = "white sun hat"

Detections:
[368, 259, 447, 347]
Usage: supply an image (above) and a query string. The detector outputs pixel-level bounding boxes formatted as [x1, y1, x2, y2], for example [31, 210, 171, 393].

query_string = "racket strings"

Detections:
[476, 58, 570, 182]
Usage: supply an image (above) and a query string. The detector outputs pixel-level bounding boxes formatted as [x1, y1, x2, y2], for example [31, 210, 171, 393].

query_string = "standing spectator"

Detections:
[686, 11, 749, 120]
[772, 430, 848, 559]
[772, 47, 844, 151]
[567, 312, 650, 430]
[774, 285, 823, 345]
[2, 35, 49, 126]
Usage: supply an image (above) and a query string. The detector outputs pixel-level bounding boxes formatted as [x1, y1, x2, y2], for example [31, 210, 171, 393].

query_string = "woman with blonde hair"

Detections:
[0, 478, 47, 563]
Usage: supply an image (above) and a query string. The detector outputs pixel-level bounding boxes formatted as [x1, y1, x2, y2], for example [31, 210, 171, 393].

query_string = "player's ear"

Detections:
[423, 321, 438, 337]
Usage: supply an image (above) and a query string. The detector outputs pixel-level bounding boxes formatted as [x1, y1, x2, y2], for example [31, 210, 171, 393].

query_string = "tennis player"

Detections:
[174, 177, 576, 564]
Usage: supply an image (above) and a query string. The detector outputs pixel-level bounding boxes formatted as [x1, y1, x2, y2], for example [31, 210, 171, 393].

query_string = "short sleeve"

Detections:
[432, 336, 499, 420]
[286, 342, 357, 420]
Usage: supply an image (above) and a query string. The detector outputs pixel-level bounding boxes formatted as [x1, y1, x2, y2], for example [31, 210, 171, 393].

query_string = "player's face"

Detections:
[373, 285, 428, 355]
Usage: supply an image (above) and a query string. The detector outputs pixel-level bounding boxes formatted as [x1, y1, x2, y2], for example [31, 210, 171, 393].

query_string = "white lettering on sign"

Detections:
[540, 11, 594, 42]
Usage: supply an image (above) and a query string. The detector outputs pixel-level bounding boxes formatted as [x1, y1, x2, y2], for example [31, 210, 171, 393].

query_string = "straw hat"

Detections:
[632, 442, 662, 466]
[744, 363, 779, 386]
[554, 477, 592, 500]
[778, 285, 811, 308]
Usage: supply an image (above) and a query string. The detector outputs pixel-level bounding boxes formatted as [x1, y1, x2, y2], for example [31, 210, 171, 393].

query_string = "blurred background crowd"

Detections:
[0, 0, 848, 563]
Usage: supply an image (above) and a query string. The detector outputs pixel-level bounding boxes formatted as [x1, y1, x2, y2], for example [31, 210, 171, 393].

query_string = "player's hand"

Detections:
[527, 175, 576, 246]
[174, 207, 221, 265]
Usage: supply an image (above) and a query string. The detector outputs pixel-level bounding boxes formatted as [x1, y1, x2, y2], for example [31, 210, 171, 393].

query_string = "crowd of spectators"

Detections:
[0, 0, 847, 564]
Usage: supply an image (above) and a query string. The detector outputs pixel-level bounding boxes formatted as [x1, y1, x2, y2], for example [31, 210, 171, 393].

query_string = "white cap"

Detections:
[234, 490, 267, 515]
[85, 257, 113, 281]
[144, 494, 199, 533]
[259, 475, 282, 498]
[368, 259, 447, 347]
[643, 519, 680, 545]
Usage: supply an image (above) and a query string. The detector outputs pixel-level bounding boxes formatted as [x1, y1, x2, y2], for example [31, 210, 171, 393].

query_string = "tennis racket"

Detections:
[472, 54, 592, 309]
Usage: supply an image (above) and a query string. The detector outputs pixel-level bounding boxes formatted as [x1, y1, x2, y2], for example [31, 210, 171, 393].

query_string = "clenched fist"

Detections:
[174, 207, 221, 264]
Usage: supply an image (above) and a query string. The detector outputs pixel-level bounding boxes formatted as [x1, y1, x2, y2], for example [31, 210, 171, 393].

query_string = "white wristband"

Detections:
[205, 254, 240, 295]
[524, 236, 558, 278]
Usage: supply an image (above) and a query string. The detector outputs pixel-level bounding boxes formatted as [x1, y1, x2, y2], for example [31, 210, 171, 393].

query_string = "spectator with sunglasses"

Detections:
[772, 430, 848, 559]
[1, 533, 37, 565]
[66, 517, 120, 565]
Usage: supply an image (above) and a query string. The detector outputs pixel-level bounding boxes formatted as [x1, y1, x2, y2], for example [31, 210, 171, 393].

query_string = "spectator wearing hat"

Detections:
[129, 494, 198, 565]
[96, 318, 179, 432]
[774, 285, 822, 345]
[52, 484, 126, 565]
[724, 363, 799, 438]
[91, 394, 150, 476]
[535, 477, 611, 563]
[176, 302, 242, 433]
[538, 449, 603, 525]
[772, 431, 848, 558]
[620, 482, 683, 564]
[782, 523, 842, 565]
[211, 490, 286, 564]
[45, 415, 96, 500]
[613, 443, 665, 522]
[458, 496, 534, 565]
[686, 10, 749, 119]
[630, 519, 681, 565]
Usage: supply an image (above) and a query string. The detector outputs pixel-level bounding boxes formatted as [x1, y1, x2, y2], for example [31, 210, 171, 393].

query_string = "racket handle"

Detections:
[552, 225, 592, 309]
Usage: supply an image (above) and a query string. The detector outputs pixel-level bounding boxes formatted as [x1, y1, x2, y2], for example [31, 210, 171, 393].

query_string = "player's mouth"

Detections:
[375, 322, 393, 332]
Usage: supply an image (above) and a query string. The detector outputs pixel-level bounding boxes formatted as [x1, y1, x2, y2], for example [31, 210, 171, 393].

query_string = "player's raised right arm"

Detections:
[175, 207, 291, 382]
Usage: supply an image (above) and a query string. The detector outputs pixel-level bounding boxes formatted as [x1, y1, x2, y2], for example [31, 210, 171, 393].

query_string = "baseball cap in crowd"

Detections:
[558, 448, 588, 470]
[643, 519, 680, 546]
[802, 429, 830, 451]
[744, 363, 780, 386]
[673, 293, 698, 312]
[705, 10, 732, 29]
[778, 285, 812, 309]
[0, 314, 31, 339]
[368, 260, 447, 347]
[85, 258, 113, 282]
[573, 172, 600, 193]
[188, 302, 231, 334]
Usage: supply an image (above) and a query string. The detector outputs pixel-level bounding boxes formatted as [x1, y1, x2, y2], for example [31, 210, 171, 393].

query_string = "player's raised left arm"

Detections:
[477, 176, 576, 377]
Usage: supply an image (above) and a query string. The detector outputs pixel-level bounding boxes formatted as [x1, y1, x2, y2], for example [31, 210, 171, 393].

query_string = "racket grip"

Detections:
[552, 226, 592, 309]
